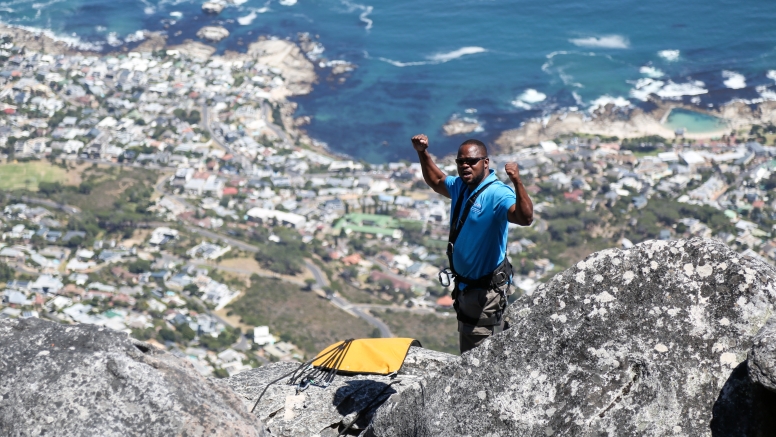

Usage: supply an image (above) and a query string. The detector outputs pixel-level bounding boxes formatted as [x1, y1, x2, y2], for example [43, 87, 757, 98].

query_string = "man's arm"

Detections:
[412, 134, 450, 199]
[504, 162, 534, 226]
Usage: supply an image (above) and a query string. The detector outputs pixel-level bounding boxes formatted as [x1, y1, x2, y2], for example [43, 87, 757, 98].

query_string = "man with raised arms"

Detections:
[412, 134, 533, 353]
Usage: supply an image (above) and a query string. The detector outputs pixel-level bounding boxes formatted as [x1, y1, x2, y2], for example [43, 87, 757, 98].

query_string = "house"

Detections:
[253, 326, 275, 346]
[149, 227, 179, 246]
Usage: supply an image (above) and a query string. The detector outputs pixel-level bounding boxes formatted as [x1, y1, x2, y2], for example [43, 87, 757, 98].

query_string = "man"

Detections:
[412, 134, 533, 353]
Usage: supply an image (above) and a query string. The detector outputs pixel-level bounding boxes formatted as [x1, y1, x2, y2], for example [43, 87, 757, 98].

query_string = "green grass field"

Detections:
[0, 161, 70, 191]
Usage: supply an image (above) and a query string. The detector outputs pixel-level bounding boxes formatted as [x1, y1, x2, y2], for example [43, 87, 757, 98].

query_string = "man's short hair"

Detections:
[459, 139, 488, 156]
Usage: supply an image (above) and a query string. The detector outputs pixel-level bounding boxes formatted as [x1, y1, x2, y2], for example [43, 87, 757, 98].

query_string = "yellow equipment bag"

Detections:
[312, 338, 421, 375]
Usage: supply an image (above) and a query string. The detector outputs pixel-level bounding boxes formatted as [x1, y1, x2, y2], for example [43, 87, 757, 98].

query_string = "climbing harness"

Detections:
[439, 180, 513, 327]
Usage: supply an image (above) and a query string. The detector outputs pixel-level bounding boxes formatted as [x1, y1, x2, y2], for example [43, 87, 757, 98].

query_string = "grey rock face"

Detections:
[226, 346, 457, 436]
[366, 238, 776, 437]
[748, 316, 776, 392]
[0, 317, 264, 437]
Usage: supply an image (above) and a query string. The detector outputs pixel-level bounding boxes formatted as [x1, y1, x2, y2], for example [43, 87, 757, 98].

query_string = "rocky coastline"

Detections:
[495, 97, 776, 153]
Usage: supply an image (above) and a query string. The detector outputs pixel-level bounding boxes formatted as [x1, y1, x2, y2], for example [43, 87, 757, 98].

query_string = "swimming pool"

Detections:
[663, 108, 729, 134]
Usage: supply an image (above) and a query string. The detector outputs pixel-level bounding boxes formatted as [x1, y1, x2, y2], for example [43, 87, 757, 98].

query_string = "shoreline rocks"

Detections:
[202, 2, 225, 14]
[494, 99, 776, 153]
[442, 116, 482, 136]
[197, 26, 230, 43]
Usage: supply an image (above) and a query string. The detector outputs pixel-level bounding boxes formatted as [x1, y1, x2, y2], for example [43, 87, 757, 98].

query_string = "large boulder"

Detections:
[226, 346, 457, 436]
[0, 317, 265, 436]
[366, 238, 776, 436]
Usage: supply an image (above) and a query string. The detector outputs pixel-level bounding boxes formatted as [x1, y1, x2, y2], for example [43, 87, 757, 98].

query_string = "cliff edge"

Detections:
[3, 238, 776, 436]
[0, 318, 265, 437]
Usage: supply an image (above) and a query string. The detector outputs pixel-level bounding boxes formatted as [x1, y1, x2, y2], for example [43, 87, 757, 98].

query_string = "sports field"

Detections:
[0, 161, 70, 191]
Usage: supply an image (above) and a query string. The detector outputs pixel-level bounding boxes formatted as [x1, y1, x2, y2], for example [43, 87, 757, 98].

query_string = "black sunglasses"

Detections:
[455, 156, 487, 166]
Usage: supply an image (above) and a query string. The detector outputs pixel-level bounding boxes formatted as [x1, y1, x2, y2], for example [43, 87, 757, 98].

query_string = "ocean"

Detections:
[3, 0, 776, 162]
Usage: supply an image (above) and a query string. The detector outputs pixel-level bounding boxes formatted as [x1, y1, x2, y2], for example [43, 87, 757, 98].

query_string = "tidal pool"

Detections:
[663, 108, 728, 134]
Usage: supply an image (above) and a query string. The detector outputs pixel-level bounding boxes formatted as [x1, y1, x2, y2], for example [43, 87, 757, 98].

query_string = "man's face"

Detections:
[456, 144, 489, 187]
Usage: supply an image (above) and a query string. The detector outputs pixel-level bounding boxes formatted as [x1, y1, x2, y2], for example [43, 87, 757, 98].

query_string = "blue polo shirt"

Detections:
[445, 170, 515, 289]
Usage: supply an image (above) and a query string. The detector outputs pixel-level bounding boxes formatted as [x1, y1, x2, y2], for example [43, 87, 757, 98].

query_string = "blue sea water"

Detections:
[2, 0, 776, 162]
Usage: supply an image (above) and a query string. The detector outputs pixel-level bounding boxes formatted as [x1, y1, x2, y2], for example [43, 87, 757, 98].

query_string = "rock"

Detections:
[247, 39, 316, 97]
[197, 26, 230, 43]
[226, 346, 457, 436]
[748, 316, 776, 392]
[202, 1, 225, 14]
[366, 238, 776, 436]
[442, 117, 482, 136]
[0, 317, 264, 436]
[168, 40, 217, 62]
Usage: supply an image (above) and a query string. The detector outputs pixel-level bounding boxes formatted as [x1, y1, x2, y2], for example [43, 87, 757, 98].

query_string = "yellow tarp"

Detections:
[312, 338, 421, 375]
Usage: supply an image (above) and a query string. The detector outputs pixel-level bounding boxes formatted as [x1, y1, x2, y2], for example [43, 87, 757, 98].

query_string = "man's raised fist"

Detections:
[411, 134, 429, 152]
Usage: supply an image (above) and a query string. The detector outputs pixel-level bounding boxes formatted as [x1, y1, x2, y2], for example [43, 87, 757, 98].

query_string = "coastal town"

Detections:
[2, 25, 776, 378]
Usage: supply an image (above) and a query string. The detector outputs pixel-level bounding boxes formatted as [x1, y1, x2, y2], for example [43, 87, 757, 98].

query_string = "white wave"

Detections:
[279, 0, 297, 5]
[341, 1, 373, 30]
[124, 30, 146, 43]
[656, 80, 707, 99]
[427, 46, 486, 63]
[237, 10, 257, 25]
[374, 46, 485, 67]
[169, 11, 182, 18]
[722, 71, 746, 89]
[768, 70, 776, 83]
[639, 66, 664, 78]
[511, 89, 547, 110]
[757, 85, 776, 101]
[629, 77, 665, 101]
[569, 35, 629, 49]
[514, 88, 546, 106]
[95, 25, 107, 32]
[589, 95, 631, 111]
[358, 6, 373, 30]
[572, 91, 583, 106]
[233, 0, 248, 4]
[658, 50, 680, 62]
[376, 57, 429, 67]
[138, 0, 155, 15]
[106, 32, 122, 47]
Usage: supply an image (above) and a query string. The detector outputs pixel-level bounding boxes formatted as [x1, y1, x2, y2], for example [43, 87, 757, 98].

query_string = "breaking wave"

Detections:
[427, 46, 487, 63]
[237, 10, 257, 25]
[589, 95, 631, 111]
[639, 66, 664, 78]
[341, 0, 373, 30]
[658, 50, 680, 61]
[569, 35, 629, 49]
[768, 70, 776, 82]
[511, 89, 547, 109]
[374, 46, 487, 67]
[722, 71, 746, 89]
[656, 80, 708, 99]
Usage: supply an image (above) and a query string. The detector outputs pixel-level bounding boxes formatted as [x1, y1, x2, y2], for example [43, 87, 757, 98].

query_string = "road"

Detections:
[304, 260, 393, 338]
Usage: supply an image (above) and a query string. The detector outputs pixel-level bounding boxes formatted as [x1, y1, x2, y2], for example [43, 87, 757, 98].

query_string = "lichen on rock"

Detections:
[365, 238, 776, 437]
[0, 318, 265, 437]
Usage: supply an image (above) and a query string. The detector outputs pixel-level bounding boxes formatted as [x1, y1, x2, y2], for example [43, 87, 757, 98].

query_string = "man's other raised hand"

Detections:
[412, 134, 429, 152]
[504, 162, 521, 181]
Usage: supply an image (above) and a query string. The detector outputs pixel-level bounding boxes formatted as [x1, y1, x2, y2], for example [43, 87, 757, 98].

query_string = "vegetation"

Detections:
[0, 161, 69, 191]
[227, 276, 375, 357]
[374, 309, 459, 355]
